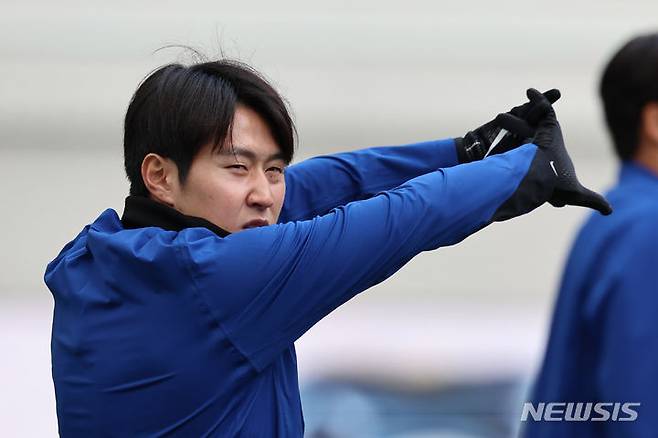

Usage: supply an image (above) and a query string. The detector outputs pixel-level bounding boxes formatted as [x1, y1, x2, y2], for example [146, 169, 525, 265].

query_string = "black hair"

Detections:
[600, 33, 658, 160]
[124, 59, 296, 196]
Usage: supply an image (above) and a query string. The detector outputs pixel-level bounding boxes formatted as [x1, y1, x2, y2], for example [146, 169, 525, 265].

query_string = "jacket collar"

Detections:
[620, 160, 658, 189]
[121, 196, 230, 237]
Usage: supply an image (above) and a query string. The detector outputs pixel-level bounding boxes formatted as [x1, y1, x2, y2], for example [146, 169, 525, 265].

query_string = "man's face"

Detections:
[171, 105, 287, 233]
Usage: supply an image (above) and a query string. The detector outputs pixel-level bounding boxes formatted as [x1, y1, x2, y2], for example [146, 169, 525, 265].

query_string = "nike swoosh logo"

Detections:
[485, 129, 508, 158]
[549, 160, 558, 176]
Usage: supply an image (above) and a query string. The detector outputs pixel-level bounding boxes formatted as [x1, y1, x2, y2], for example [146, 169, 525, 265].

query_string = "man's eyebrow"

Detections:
[218, 146, 286, 162]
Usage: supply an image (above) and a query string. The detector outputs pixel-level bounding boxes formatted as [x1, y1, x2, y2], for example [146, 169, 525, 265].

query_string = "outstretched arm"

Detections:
[279, 89, 564, 222]
[280, 138, 458, 222]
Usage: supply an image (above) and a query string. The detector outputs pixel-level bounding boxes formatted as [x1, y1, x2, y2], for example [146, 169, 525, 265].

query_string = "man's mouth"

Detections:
[242, 219, 269, 229]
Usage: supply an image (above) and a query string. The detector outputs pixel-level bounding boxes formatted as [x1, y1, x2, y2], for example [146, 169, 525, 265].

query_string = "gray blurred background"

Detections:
[1, 0, 656, 436]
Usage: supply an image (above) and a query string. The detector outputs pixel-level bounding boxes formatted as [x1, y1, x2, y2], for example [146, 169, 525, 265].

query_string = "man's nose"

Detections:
[246, 172, 274, 209]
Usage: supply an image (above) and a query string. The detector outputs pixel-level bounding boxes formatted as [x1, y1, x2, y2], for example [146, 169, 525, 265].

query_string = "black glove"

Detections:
[491, 88, 612, 222]
[455, 89, 561, 163]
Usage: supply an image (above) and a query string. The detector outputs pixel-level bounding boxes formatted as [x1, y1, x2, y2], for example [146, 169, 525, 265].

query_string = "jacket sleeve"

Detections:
[279, 138, 459, 222]
[178, 144, 536, 371]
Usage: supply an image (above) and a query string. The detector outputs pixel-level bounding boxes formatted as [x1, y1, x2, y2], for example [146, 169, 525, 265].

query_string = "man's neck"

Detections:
[633, 140, 658, 177]
[121, 195, 230, 237]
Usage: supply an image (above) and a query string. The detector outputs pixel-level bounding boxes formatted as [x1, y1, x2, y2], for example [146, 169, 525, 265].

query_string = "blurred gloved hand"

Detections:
[491, 88, 613, 221]
[455, 89, 561, 163]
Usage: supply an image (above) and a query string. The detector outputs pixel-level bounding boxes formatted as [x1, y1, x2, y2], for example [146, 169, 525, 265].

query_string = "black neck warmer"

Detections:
[121, 196, 230, 238]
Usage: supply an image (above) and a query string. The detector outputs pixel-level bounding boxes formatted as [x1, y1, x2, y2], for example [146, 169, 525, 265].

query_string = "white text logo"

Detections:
[520, 402, 640, 422]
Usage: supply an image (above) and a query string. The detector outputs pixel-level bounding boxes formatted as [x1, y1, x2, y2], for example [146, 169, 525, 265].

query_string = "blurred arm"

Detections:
[595, 223, 658, 437]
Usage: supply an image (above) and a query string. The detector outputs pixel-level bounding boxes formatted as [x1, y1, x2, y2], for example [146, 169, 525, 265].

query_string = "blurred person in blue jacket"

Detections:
[45, 59, 610, 437]
[526, 33, 658, 437]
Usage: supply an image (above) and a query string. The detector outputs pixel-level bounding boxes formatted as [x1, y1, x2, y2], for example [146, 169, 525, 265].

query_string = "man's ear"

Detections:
[141, 153, 179, 206]
[641, 102, 658, 146]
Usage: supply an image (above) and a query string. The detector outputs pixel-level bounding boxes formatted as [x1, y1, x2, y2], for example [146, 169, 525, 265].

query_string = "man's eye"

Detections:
[267, 167, 284, 174]
[227, 164, 248, 171]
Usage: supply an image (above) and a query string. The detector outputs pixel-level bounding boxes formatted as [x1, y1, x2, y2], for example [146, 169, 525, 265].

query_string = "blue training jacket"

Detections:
[525, 162, 658, 437]
[46, 139, 538, 437]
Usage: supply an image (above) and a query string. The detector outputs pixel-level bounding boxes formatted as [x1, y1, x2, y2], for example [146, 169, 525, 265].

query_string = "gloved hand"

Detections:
[455, 89, 561, 163]
[491, 88, 613, 222]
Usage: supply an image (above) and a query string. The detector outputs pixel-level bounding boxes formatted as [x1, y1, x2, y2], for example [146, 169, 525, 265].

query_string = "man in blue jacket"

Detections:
[525, 33, 658, 437]
[45, 59, 610, 437]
